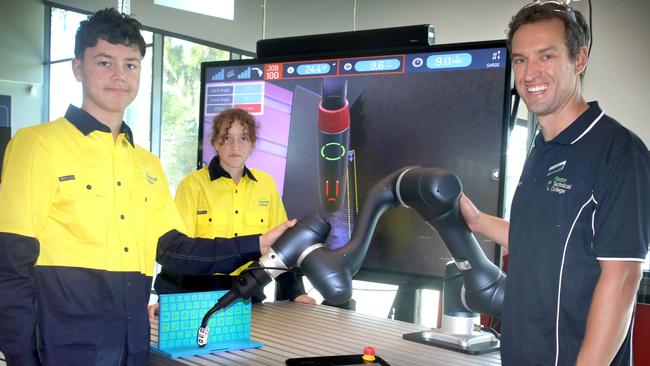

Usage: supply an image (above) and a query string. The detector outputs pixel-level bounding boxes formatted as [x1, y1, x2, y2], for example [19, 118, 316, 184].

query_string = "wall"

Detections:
[0, 0, 44, 134]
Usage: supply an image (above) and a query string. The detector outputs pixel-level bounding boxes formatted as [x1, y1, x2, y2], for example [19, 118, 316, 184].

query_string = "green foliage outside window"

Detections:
[160, 37, 229, 194]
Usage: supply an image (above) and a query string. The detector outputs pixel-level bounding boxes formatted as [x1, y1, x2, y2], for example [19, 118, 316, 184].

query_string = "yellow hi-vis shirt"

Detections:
[0, 111, 184, 276]
[0, 105, 187, 362]
[174, 158, 287, 275]
[0, 106, 263, 362]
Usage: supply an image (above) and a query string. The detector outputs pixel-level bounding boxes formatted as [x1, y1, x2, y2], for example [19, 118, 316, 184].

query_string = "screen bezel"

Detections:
[198, 40, 511, 287]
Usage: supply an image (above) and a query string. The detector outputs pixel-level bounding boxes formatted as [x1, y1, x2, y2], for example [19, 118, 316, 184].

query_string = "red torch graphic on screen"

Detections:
[318, 77, 350, 212]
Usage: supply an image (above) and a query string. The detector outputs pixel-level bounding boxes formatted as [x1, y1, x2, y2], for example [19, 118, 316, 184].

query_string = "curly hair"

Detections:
[74, 8, 146, 59]
[507, 1, 590, 61]
[210, 108, 258, 146]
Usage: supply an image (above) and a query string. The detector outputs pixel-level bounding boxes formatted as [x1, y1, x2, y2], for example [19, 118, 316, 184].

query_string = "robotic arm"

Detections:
[197, 166, 505, 346]
[396, 167, 505, 316]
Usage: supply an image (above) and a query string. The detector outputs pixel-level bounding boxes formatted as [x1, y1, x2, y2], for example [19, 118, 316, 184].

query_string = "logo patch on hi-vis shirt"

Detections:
[145, 172, 158, 185]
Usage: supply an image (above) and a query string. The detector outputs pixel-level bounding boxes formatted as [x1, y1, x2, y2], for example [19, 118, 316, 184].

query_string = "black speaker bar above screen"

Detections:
[256, 24, 435, 58]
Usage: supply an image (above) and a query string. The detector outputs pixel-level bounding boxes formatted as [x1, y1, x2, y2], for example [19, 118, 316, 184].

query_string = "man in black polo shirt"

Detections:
[460, 2, 650, 365]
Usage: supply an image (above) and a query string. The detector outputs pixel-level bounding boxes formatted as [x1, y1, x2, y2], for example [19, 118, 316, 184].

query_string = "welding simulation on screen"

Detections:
[197, 40, 510, 348]
[318, 77, 351, 213]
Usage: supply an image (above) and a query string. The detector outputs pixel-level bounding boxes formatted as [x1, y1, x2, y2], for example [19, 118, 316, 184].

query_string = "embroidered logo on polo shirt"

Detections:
[257, 199, 270, 207]
[547, 160, 566, 176]
[547, 175, 572, 194]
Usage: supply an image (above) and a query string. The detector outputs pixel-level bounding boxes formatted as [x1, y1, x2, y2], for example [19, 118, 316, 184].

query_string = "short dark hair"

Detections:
[210, 108, 258, 146]
[507, 1, 590, 61]
[74, 8, 146, 59]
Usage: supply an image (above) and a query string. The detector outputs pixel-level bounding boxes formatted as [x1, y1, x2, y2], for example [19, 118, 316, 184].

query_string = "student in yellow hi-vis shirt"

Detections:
[152, 108, 315, 315]
[0, 9, 294, 366]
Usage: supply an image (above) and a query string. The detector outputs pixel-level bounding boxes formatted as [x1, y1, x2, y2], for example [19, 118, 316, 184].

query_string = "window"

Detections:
[503, 95, 531, 222]
[159, 36, 229, 193]
[49, 8, 87, 61]
[48, 9, 86, 121]
[153, 0, 234, 20]
[503, 125, 528, 220]
[48, 8, 153, 149]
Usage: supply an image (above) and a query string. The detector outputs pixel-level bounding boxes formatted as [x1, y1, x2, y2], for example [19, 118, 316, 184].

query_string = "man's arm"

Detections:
[459, 194, 510, 248]
[576, 260, 642, 366]
[580, 144, 650, 364]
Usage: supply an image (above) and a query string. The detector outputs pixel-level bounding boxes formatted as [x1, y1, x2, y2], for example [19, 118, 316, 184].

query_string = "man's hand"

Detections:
[293, 294, 317, 305]
[259, 219, 298, 254]
[459, 193, 510, 248]
[459, 193, 482, 233]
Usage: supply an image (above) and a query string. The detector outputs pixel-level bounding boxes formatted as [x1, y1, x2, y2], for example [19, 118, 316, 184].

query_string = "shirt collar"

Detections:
[208, 155, 257, 182]
[64, 105, 135, 147]
[534, 101, 603, 147]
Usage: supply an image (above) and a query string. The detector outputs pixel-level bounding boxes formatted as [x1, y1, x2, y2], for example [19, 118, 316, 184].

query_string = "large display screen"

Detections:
[198, 40, 510, 287]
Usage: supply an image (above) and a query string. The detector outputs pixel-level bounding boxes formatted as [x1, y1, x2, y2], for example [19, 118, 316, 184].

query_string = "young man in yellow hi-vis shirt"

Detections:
[152, 109, 315, 316]
[0, 9, 293, 366]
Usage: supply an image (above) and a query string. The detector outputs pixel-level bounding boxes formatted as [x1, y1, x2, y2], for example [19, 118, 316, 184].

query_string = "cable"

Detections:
[352, 0, 357, 31]
[587, 0, 594, 56]
[261, 0, 267, 40]
[239, 265, 288, 275]
[474, 324, 501, 340]
[489, 316, 501, 332]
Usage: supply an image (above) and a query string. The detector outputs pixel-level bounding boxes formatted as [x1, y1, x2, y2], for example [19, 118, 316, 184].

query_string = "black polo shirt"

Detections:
[502, 102, 650, 366]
